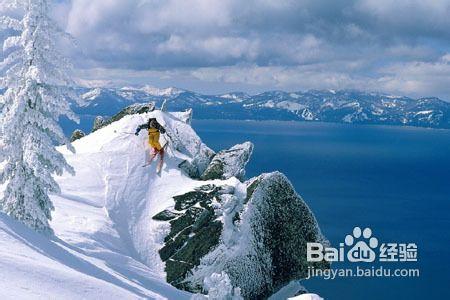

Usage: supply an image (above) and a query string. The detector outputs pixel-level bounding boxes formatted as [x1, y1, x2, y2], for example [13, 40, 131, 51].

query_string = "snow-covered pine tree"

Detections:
[0, 0, 77, 233]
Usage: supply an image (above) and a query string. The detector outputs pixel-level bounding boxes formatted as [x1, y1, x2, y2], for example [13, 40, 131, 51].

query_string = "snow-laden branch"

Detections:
[0, 16, 22, 31]
[0, 49, 22, 71]
[0, 0, 26, 11]
[3, 35, 21, 52]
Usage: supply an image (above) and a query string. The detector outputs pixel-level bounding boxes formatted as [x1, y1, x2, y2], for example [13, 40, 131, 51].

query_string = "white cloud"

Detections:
[442, 53, 450, 63]
[191, 64, 365, 90]
[156, 35, 260, 61]
[376, 55, 450, 98]
[135, 0, 233, 34]
[48, 0, 450, 99]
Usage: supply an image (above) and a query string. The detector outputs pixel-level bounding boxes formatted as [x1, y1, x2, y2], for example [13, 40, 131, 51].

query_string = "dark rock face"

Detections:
[154, 185, 226, 289]
[152, 210, 182, 221]
[173, 185, 220, 210]
[178, 160, 200, 179]
[70, 129, 85, 142]
[200, 142, 254, 181]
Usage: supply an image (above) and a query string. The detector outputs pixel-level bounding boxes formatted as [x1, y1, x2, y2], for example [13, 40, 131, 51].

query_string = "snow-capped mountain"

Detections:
[0, 108, 327, 299]
[66, 87, 450, 135]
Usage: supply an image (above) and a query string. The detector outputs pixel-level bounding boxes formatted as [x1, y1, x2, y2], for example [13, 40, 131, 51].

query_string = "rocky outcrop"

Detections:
[112, 102, 155, 122]
[70, 129, 85, 142]
[201, 142, 254, 181]
[153, 172, 329, 299]
[178, 145, 215, 179]
[154, 184, 228, 290]
[91, 116, 106, 132]
[169, 108, 193, 125]
[182, 108, 193, 125]
[92, 102, 155, 132]
[219, 172, 330, 298]
[191, 272, 244, 299]
[163, 113, 214, 178]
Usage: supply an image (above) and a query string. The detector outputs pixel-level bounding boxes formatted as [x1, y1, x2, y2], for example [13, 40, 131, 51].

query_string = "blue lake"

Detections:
[192, 119, 450, 300]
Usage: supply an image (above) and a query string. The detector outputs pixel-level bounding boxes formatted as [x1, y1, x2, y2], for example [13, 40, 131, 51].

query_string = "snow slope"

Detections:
[0, 109, 324, 299]
[0, 110, 218, 299]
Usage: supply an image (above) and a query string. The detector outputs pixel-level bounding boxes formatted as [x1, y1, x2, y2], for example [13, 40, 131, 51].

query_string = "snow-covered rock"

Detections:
[91, 116, 106, 132]
[196, 272, 243, 300]
[155, 182, 239, 289]
[170, 108, 194, 125]
[90, 102, 156, 133]
[154, 170, 329, 298]
[110, 102, 155, 125]
[189, 172, 329, 299]
[70, 129, 85, 142]
[164, 116, 215, 178]
[200, 142, 254, 181]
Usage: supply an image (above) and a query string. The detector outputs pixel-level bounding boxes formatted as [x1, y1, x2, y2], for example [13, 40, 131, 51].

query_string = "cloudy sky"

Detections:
[52, 0, 450, 99]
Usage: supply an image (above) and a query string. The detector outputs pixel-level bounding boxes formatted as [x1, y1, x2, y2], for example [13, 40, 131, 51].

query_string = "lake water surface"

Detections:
[192, 119, 450, 300]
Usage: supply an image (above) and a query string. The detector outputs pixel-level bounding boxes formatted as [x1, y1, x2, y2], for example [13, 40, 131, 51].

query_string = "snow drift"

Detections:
[0, 108, 328, 299]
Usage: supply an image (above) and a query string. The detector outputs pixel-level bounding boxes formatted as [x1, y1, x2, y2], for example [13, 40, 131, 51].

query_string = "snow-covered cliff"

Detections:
[0, 108, 328, 299]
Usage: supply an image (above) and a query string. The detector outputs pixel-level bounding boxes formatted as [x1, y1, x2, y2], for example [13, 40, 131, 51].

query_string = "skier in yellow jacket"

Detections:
[135, 117, 166, 172]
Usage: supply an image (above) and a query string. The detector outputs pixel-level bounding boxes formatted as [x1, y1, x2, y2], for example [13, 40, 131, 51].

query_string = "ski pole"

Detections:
[113, 130, 145, 149]
[165, 131, 177, 145]
[114, 130, 136, 135]
[163, 133, 176, 156]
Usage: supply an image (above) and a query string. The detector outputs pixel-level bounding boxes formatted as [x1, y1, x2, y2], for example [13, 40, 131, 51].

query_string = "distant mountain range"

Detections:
[63, 85, 450, 134]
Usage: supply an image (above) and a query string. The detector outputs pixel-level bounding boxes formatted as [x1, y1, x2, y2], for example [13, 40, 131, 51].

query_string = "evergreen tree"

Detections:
[0, 0, 77, 233]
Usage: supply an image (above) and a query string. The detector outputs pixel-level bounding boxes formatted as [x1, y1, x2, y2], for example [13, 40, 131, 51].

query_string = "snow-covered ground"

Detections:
[0, 110, 324, 299]
[0, 111, 214, 299]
